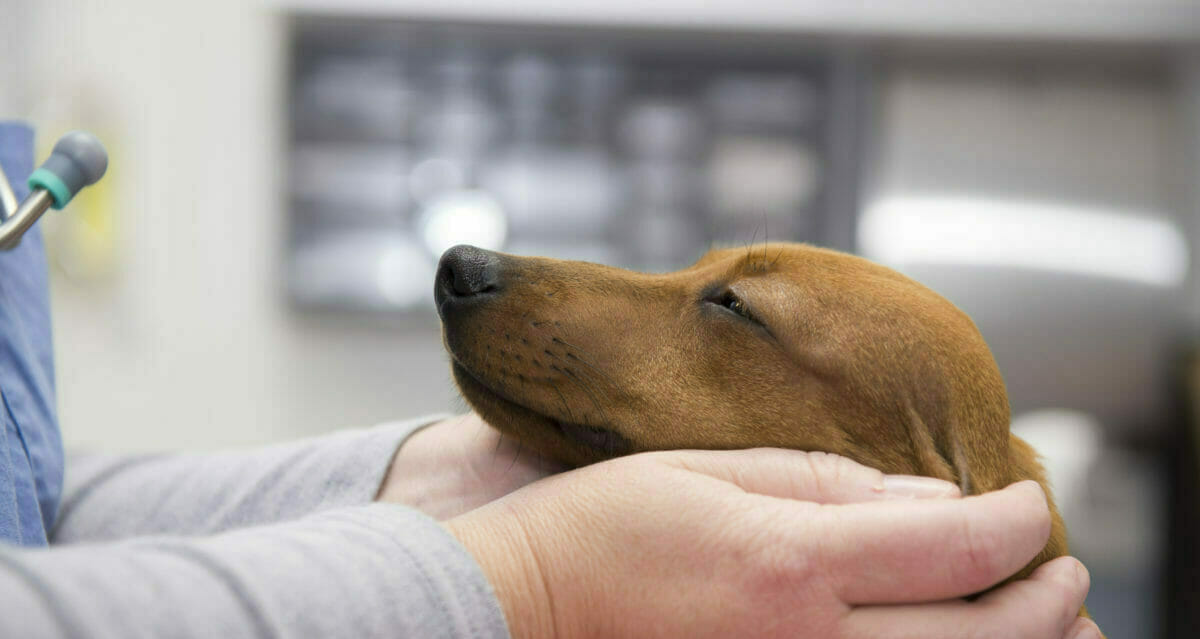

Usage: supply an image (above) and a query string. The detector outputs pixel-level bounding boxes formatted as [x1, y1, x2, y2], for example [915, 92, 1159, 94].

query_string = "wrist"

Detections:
[375, 419, 465, 510]
[445, 506, 558, 639]
[376, 413, 564, 520]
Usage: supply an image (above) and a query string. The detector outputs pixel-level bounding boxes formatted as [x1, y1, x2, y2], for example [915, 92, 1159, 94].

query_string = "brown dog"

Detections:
[435, 242, 1072, 600]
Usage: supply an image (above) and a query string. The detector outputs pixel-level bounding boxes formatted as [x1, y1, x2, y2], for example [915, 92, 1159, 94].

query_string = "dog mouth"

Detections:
[450, 360, 632, 458]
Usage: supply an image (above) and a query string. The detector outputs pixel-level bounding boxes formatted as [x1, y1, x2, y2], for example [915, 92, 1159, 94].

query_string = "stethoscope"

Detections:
[0, 131, 108, 251]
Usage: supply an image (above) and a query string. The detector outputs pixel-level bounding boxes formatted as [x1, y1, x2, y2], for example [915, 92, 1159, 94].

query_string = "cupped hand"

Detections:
[377, 413, 567, 519]
[446, 448, 1099, 639]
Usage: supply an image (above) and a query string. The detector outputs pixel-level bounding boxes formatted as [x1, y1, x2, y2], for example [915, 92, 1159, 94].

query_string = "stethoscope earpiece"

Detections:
[0, 131, 109, 251]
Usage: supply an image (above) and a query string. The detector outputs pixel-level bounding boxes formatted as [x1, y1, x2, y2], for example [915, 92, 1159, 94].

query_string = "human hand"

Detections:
[446, 448, 1099, 639]
[376, 413, 567, 519]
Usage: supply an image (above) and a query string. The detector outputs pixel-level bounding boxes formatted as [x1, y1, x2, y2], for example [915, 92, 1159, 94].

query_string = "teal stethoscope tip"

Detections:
[26, 168, 72, 210]
[0, 130, 108, 250]
[26, 131, 109, 210]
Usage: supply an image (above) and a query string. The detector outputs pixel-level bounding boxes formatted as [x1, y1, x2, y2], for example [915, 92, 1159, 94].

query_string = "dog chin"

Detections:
[449, 360, 633, 463]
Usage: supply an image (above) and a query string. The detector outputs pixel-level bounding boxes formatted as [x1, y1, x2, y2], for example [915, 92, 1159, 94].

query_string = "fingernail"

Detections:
[880, 475, 961, 499]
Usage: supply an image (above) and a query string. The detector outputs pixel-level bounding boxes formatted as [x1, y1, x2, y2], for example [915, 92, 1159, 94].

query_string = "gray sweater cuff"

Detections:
[3, 502, 510, 639]
[54, 415, 450, 543]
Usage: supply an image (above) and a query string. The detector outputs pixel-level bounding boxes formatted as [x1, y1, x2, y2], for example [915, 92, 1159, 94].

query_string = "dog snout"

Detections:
[435, 245, 503, 316]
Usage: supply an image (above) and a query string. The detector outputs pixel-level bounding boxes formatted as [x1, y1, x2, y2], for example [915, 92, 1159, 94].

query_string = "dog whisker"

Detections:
[548, 337, 620, 389]
[771, 245, 785, 268]
[550, 383, 578, 423]
[544, 352, 614, 429]
[505, 438, 523, 475]
[470, 414, 488, 443]
[558, 365, 613, 430]
[743, 222, 761, 259]
[760, 218, 768, 268]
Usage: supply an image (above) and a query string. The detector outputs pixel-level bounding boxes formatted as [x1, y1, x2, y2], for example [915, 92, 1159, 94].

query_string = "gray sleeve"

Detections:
[52, 415, 449, 543]
[1, 503, 511, 639]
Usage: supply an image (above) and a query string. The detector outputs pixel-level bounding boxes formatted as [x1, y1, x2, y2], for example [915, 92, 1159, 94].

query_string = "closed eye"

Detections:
[709, 289, 760, 325]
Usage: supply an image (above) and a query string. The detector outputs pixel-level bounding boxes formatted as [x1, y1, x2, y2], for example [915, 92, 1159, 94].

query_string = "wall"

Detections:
[10, 3, 1198, 457]
[19, 0, 457, 452]
[863, 53, 1183, 437]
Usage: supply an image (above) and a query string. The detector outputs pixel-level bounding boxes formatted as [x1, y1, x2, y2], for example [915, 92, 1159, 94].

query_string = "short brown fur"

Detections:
[439, 243, 1078, 613]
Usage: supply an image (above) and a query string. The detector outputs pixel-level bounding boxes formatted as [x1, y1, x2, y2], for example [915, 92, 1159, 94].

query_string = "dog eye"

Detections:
[714, 290, 757, 323]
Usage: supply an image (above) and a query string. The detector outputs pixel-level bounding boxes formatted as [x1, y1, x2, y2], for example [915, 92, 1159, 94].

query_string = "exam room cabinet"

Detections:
[284, 20, 865, 313]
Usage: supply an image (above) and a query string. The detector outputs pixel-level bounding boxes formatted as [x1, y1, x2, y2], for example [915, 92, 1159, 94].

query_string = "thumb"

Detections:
[659, 448, 961, 504]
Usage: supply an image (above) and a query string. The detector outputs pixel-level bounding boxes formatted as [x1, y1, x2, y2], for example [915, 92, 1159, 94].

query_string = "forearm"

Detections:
[52, 416, 446, 543]
[3, 503, 509, 639]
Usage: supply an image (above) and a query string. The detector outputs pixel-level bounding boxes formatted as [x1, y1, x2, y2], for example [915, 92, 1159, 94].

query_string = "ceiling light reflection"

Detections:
[418, 189, 508, 257]
[858, 195, 1188, 288]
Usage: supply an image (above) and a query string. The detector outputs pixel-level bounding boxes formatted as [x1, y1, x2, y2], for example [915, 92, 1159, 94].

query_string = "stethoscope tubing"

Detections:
[0, 162, 19, 224]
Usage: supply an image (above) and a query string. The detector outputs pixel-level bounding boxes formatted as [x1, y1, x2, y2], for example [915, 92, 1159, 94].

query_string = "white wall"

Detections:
[863, 58, 1183, 436]
[9, 3, 1197, 453]
[18, 0, 457, 452]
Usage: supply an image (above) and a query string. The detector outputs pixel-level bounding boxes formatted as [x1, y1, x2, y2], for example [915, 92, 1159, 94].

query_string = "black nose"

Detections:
[435, 245, 502, 314]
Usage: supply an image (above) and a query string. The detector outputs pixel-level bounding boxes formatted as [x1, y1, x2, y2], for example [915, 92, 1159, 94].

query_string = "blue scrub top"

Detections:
[0, 122, 63, 546]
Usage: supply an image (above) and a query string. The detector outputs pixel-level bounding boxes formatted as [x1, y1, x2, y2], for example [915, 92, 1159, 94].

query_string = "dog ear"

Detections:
[948, 427, 976, 495]
[897, 355, 1012, 497]
[903, 396, 1030, 497]
[899, 397, 973, 493]
[950, 362, 1016, 496]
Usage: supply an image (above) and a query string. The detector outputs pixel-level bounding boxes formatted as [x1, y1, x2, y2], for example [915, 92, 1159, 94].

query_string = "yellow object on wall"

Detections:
[39, 127, 119, 283]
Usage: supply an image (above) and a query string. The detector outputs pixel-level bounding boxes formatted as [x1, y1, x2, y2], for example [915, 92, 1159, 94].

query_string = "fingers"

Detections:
[843, 556, 1091, 639]
[660, 448, 960, 504]
[812, 480, 1051, 604]
[974, 557, 1092, 636]
[1064, 616, 1103, 639]
[658, 450, 1050, 606]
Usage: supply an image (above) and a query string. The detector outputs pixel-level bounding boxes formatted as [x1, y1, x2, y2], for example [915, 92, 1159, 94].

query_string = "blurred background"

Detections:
[3, 0, 1199, 636]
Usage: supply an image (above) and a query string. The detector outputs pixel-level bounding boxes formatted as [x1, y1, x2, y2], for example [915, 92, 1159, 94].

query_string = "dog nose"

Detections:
[436, 245, 502, 309]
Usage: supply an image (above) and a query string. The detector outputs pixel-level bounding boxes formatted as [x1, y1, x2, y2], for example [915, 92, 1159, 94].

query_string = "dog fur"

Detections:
[436, 242, 1072, 599]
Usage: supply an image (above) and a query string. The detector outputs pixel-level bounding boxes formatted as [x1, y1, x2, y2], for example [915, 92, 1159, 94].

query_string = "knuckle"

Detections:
[799, 453, 827, 496]
[749, 542, 813, 593]
[805, 450, 848, 475]
[954, 514, 1007, 588]
[800, 451, 853, 496]
[741, 513, 820, 600]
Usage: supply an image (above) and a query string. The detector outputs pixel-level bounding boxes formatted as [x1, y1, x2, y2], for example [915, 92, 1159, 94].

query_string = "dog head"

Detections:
[435, 242, 1011, 492]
